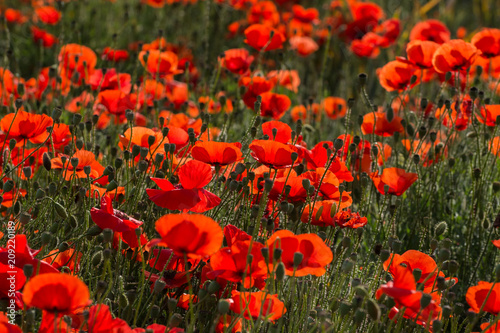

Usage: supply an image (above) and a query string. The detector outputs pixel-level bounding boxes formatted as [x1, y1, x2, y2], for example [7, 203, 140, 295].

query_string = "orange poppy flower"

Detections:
[247, 1, 280, 26]
[102, 47, 129, 62]
[361, 110, 404, 137]
[95, 90, 135, 115]
[322, 97, 347, 119]
[435, 97, 472, 131]
[402, 139, 445, 167]
[138, 50, 182, 78]
[259, 92, 291, 119]
[42, 248, 83, 274]
[409, 19, 450, 44]
[267, 230, 332, 277]
[466, 281, 500, 314]
[490, 137, 500, 157]
[292, 4, 319, 24]
[35, 6, 61, 25]
[216, 315, 243, 333]
[240, 75, 274, 109]
[350, 34, 380, 58]
[432, 39, 480, 73]
[118, 126, 166, 159]
[31, 26, 58, 48]
[267, 70, 301, 93]
[477, 105, 500, 126]
[471, 28, 500, 58]
[191, 141, 243, 166]
[0, 109, 53, 146]
[218, 49, 254, 75]
[301, 199, 354, 227]
[208, 239, 267, 288]
[0, 312, 22, 332]
[377, 59, 419, 92]
[51, 149, 105, 181]
[289, 36, 319, 57]
[88, 68, 132, 93]
[261, 120, 291, 143]
[23, 273, 90, 314]
[406, 40, 440, 68]
[290, 105, 307, 122]
[58, 44, 97, 84]
[370, 167, 418, 196]
[249, 140, 299, 169]
[478, 322, 500, 333]
[154, 213, 223, 259]
[244, 24, 286, 52]
[4, 8, 27, 24]
[228, 290, 286, 322]
[142, 0, 166, 8]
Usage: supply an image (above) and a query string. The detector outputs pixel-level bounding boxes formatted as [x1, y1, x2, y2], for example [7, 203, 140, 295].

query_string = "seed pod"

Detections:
[23, 264, 33, 279]
[154, 279, 166, 293]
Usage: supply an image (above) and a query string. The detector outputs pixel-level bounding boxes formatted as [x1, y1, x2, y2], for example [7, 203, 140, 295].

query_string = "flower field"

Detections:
[1, 0, 500, 332]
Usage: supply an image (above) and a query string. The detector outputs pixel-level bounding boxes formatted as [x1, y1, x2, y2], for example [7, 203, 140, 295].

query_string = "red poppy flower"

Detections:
[219, 49, 254, 75]
[289, 36, 319, 57]
[154, 213, 223, 259]
[102, 47, 130, 62]
[139, 50, 182, 78]
[23, 273, 90, 313]
[267, 230, 333, 277]
[223, 224, 252, 247]
[244, 24, 286, 52]
[228, 291, 286, 322]
[89, 69, 132, 93]
[261, 120, 292, 143]
[377, 59, 419, 92]
[35, 6, 61, 25]
[322, 97, 347, 119]
[42, 248, 83, 274]
[51, 150, 105, 181]
[267, 70, 300, 93]
[466, 281, 500, 314]
[361, 110, 404, 137]
[491, 137, 500, 157]
[95, 89, 135, 115]
[259, 92, 291, 119]
[0, 234, 58, 275]
[4, 8, 27, 24]
[0, 262, 25, 308]
[477, 105, 500, 126]
[402, 139, 445, 167]
[191, 141, 243, 166]
[292, 4, 319, 24]
[333, 209, 368, 228]
[370, 167, 418, 196]
[0, 312, 22, 332]
[147, 160, 220, 212]
[350, 34, 380, 58]
[84, 304, 128, 332]
[208, 239, 267, 288]
[247, 1, 280, 26]
[249, 140, 299, 169]
[435, 97, 472, 131]
[91, 195, 143, 248]
[0, 109, 53, 146]
[31, 26, 58, 47]
[216, 315, 243, 333]
[301, 199, 353, 227]
[58, 44, 97, 84]
[432, 39, 480, 73]
[118, 126, 166, 160]
[240, 76, 274, 109]
[406, 40, 440, 68]
[409, 19, 450, 44]
[471, 28, 500, 58]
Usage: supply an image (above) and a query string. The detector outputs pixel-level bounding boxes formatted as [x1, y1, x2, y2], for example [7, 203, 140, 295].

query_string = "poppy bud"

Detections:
[92, 251, 103, 267]
[154, 279, 166, 294]
[155, 154, 164, 166]
[273, 248, 282, 261]
[410, 75, 418, 85]
[218, 300, 230, 314]
[275, 262, 285, 281]
[86, 225, 103, 237]
[264, 179, 273, 192]
[339, 301, 351, 317]
[22, 166, 32, 179]
[54, 201, 68, 219]
[380, 249, 390, 262]
[96, 280, 107, 295]
[207, 280, 220, 294]
[354, 308, 366, 326]
[495, 264, 500, 281]
[406, 123, 415, 137]
[358, 73, 367, 87]
[138, 160, 148, 172]
[440, 238, 452, 249]
[293, 252, 303, 268]
[445, 71, 452, 82]
[341, 259, 354, 273]
[23, 264, 33, 279]
[58, 241, 69, 252]
[432, 319, 442, 333]
[434, 221, 448, 237]
[420, 293, 432, 309]
[469, 87, 478, 100]
[387, 107, 394, 122]
[342, 237, 351, 248]
[438, 248, 450, 263]
[366, 298, 380, 321]
[473, 168, 481, 179]
[52, 107, 62, 121]
[260, 247, 269, 263]
[102, 228, 113, 243]
[19, 212, 31, 225]
[412, 268, 422, 282]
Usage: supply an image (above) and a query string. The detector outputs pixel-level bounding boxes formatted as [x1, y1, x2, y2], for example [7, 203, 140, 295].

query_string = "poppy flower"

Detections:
[95, 89, 135, 115]
[249, 140, 299, 169]
[289, 36, 319, 57]
[223, 225, 252, 247]
[322, 97, 347, 119]
[432, 39, 480, 73]
[0, 234, 58, 275]
[477, 105, 500, 126]
[23, 273, 90, 313]
[333, 209, 368, 228]
[42, 248, 83, 274]
[361, 110, 404, 137]
[0, 312, 22, 332]
[0, 262, 25, 308]
[154, 213, 223, 259]
[244, 24, 286, 52]
[350, 35, 380, 58]
[208, 239, 267, 288]
[259, 92, 291, 119]
[261, 120, 292, 143]
[377, 59, 419, 92]
[466, 281, 500, 314]
[471, 28, 500, 58]
[402, 139, 445, 167]
[89, 68, 132, 93]
[372, 18, 401, 48]
[301, 198, 353, 227]
[240, 76, 274, 109]
[147, 160, 221, 212]
[216, 315, 243, 333]
[91, 195, 144, 248]
[118, 126, 166, 160]
[139, 50, 182, 78]
[51, 150, 105, 181]
[435, 97, 473, 131]
[58, 44, 97, 84]
[292, 4, 319, 24]
[102, 47, 130, 62]
[409, 19, 450, 44]
[228, 291, 286, 322]
[406, 40, 440, 68]
[0, 109, 53, 146]
[4, 8, 27, 24]
[35, 6, 61, 25]
[491, 137, 500, 157]
[218, 49, 254, 75]
[266, 230, 333, 277]
[31, 26, 58, 48]
[84, 304, 129, 333]
[267, 70, 301, 93]
[370, 168, 418, 196]
[247, 1, 280, 26]
[191, 141, 243, 167]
